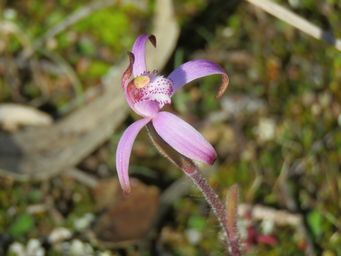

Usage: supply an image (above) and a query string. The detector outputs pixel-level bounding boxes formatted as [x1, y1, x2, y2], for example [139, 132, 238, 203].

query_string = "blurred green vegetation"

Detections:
[0, 0, 340, 255]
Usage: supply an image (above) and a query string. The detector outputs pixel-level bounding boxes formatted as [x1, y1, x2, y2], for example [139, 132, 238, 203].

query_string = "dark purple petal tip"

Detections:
[167, 59, 229, 95]
[148, 35, 157, 48]
[127, 51, 135, 63]
[216, 73, 229, 98]
[121, 51, 135, 88]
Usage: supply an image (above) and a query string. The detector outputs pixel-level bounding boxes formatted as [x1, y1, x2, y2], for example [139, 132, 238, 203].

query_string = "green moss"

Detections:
[9, 213, 35, 239]
[74, 8, 133, 51]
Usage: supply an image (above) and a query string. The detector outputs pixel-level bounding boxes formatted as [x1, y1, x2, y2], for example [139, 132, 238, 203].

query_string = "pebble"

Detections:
[261, 219, 275, 235]
[8, 239, 45, 256]
[255, 118, 276, 142]
[74, 213, 95, 231]
[48, 227, 72, 244]
[8, 242, 25, 256]
[185, 229, 202, 245]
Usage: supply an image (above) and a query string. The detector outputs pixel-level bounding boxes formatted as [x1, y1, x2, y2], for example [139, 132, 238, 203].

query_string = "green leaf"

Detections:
[188, 215, 206, 231]
[9, 213, 34, 238]
[79, 38, 96, 57]
[307, 210, 322, 238]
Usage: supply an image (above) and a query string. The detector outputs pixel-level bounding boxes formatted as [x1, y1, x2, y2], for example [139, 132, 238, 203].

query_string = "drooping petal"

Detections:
[167, 59, 229, 97]
[131, 34, 156, 77]
[116, 117, 151, 193]
[152, 111, 217, 165]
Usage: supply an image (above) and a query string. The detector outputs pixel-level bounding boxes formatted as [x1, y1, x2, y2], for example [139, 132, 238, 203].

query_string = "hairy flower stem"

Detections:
[188, 170, 241, 256]
[146, 123, 240, 255]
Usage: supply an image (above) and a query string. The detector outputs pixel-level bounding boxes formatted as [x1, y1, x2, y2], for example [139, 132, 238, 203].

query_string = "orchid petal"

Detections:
[167, 59, 229, 97]
[134, 101, 160, 117]
[116, 117, 151, 193]
[152, 112, 217, 165]
[132, 34, 156, 77]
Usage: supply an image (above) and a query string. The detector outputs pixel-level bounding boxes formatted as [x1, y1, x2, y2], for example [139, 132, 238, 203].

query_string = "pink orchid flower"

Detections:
[116, 34, 228, 193]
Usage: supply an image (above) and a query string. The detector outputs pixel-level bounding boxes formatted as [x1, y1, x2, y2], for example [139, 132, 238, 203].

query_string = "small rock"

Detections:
[70, 239, 84, 255]
[261, 219, 275, 235]
[74, 213, 95, 231]
[48, 227, 72, 244]
[8, 242, 25, 256]
[185, 229, 202, 245]
[26, 239, 44, 256]
[254, 118, 276, 142]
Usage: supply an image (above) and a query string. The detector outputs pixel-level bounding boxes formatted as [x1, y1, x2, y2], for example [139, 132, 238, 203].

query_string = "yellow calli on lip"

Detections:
[133, 75, 150, 88]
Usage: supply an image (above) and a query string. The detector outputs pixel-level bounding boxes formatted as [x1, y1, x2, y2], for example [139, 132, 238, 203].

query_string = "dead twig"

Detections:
[245, 0, 341, 51]
[0, 103, 52, 131]
[238, 204, 301, 227]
